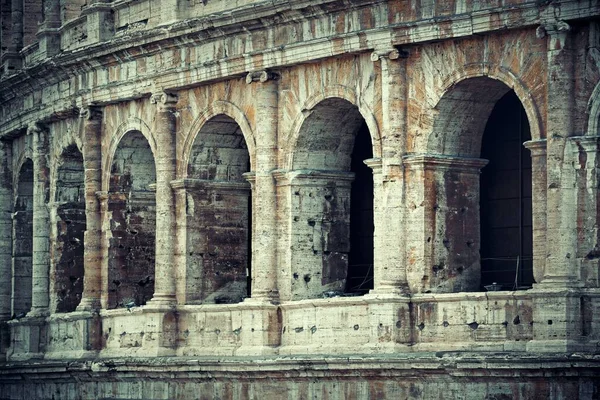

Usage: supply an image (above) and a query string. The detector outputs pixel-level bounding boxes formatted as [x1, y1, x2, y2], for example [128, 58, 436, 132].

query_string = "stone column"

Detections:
[170, 180, 187, 304]
[28, 123, 50, 317]
[2, 0, 23, 72]
[403, 155, 488, 294]
[369, 48, 409, 295]
[81, 0, 114, 45]
[77, 106, 103, 311]
[148, 91, 178, 306]
[539, 21, 579, 287]
[527, 19, 585, 353]
[570, 136, 600, 287]
[523, 139, 547, 284]
[245, 71, 279, 303]
[0, 141, 12, 320]
[36, 0, 60, 57]
[96, 191, 109, 309]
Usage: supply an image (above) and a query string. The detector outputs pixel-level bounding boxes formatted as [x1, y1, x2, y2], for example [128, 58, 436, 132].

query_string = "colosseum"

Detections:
[0, 0, 599, 398]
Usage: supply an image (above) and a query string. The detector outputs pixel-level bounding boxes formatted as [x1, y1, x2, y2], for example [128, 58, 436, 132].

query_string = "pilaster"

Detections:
[77, 106, 104, 311]
[28, 123, 50, 317]
[81, 0, 114, 44]
[245, 70, 280, 304]
[36, 0, 60, 57]
[148, 91, 178, 307]
[368, 47, 409, 296]
[523, 139, 547, 285]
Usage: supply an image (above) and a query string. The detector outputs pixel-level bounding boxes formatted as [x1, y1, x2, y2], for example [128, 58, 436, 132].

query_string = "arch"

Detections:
[183, 113, 251, 304]
[586, 80, 600, 136]
[106, 129, 157, 309]
[287, 85, 381, 170]
[283, 92, 376, 298]
[12, 158, 34, 316]
[181, 100, 255, 176]
[14, 147, 33, 191]
[103, 116, 155, 192]
[53, 144, 85, 313]
[422, 65, 542, 155]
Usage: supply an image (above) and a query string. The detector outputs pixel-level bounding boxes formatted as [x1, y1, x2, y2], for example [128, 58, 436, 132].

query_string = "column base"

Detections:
[76, 297, 102, 312]
[146, 294, 177, 309]
[244, 290, 280, 305]
[366, 285, 409, 298]
[26, 308, 50, 318]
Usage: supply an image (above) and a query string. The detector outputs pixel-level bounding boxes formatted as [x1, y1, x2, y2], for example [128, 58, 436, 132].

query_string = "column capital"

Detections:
[95, 191, 109, 202]
[245, 70, 279, 84]
[150, 91, 179, 108]
[363, 157, 383, 174]
[26, 122, 47, 136]
[242, 172, 256, 187]
[403, 154, 488, 172]
[568, 135, 600, 153]
[370, 47, 408, 62]
[536, 20, 571, 39]
[273, 169, 355, 186]
[523, 139, 547, 155]
[80, 105, 104, 121]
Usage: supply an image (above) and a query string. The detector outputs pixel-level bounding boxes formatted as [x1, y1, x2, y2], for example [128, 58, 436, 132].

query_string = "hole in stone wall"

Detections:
[55, 144, 85, 313]
[107, 130, 156, 309]
[480, 90, 533, 290]
[12, 159, 33, 317]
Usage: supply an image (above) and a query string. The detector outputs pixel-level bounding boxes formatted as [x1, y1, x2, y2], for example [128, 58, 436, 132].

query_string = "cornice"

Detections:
[0, 0, 598, 136]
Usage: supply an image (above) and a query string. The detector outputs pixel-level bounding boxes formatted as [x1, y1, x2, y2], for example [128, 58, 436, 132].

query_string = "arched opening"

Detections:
[480, 91, 533, 290]
[421, 77, 534, 293]
[54, 144, 85, 313]
[107, 130, 156, 309]
[347, 122, 374, 294]
[185, 114, 250, 304]
[12, 159, 33, 317]
[290, 97, 374, 298]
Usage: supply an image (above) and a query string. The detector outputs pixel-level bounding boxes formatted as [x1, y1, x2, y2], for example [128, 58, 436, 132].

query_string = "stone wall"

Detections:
[0, 0, 599, 398]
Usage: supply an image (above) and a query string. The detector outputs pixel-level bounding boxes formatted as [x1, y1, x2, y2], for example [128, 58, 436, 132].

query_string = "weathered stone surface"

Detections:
[0, 0, 599, 397]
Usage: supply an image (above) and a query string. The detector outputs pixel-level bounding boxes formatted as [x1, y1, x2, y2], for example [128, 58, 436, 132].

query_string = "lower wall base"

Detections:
[1, 353, 599, 400]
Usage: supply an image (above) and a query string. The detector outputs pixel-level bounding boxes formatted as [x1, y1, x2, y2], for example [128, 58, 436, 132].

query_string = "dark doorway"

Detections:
[55, 145, 85, 313]
[480, 90, 533, 290]
[346, 122, 374, 294]
[13, 159, 33, 316]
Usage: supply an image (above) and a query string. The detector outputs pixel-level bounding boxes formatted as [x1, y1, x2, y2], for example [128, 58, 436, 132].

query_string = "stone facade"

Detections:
[0, 0, 599, 398]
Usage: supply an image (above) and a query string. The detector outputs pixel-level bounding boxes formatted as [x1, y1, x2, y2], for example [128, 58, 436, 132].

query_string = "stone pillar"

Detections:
[96, 191, 109, 309]
[523, 139, 547, 284]
[527, 19, 586, 353]
[29, 123, 50, 317]
[170, 180, 187, 304]
[245, 70, 279, 303]
[539, 21, 579, 287]
[81, 0, 114, 44]
[403, 155, 487, 293]
[0, 140, 12, 358]
[36, 0, 60, 57]
[274, 170, 355, 301]
[570, 136, 600, 287]
[0, 141, 12, 320]
[369, 48, 409, 295]
[148, 91, 178, 306]
[77, 106, 103, 311]
[2, 0, 23, 72]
